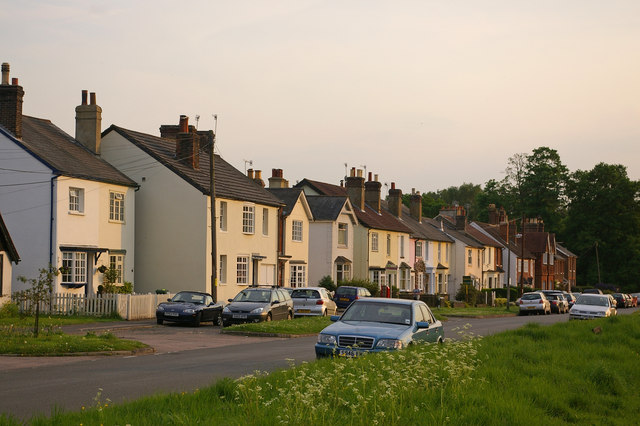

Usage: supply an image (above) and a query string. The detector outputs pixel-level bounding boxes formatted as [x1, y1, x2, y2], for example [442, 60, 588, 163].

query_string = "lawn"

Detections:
[435, 305, 518, 318]
[8, 312, 638, 425]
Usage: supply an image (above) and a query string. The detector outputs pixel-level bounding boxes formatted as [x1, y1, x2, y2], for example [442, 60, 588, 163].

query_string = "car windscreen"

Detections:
[341, 302, 411, 325]
[336, 287, 356, 297]
[291, 289, 320, 299]
[233, 290, 272, 303]
[576, 296, 608, 307]
[172, 293, 205, 304]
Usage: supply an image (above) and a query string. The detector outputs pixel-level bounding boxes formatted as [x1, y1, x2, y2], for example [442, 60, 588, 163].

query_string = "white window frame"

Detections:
[292, 220, 303, 242]
[336, 263, 351, 282]
[467, 249, 472, 266]
[386, 234, 391, 256]
[438, 242, 442, 262]
[290, 264, 306, 287]
[415, 241, 422, 258]
[371, 232, 379, 252]
[109, 191, 125, 222]
[242, 205, 255, 234]
[61, 252, 87, 284]
[219, 255, 227, 284]
[109, 254, 124, 285]
[69, 187, 84, 214]
[262, 208, 269, 236]
[338, 223, 348, 246]
[219, 201, 227, 231]
[400, 236, 405, 258]
[237, 256, 249, 284]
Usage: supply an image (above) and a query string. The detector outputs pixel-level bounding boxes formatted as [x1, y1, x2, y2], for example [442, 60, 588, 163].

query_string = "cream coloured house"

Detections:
[0, 68, 137, 295]
[101, 116, 283, 302]
[0, 211, 20, 304]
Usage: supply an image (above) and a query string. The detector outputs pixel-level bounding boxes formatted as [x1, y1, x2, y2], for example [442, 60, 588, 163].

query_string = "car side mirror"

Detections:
[330, 315, 340, 322]
[167, 298, 171, 302]
[416, 321, 430, 329]
[272, 300, 280, 305]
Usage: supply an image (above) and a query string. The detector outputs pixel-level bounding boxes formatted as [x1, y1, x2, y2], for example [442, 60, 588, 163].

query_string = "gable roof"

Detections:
[306, 196, 352, 221]
[386, 203, 453, 243]
[472, 221, 536, 259]
[556, 243, 577, 258]
[104, 125, 283, 207]
[429, 216, 485, 248]
[267, 188, 312, 219]
[4, 116, 137, 187]
[295, 179, 412, 234]
[0, 211, 20, 263]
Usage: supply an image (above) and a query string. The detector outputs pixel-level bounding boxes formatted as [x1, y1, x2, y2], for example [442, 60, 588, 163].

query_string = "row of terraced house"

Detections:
[0, 63, 577, 305]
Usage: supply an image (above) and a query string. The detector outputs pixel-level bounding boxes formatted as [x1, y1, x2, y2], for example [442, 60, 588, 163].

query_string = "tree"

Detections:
[16, 265, 59, 337]
[563, 163, 640, 290]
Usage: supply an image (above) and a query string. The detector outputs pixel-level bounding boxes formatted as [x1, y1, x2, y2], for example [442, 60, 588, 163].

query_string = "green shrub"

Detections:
[0, 302, 19, 318]
[495, 297, 507, 307]
[318, 275, 336, 292]
[120, 282, 133, 294]
[456, 283, 478, 305]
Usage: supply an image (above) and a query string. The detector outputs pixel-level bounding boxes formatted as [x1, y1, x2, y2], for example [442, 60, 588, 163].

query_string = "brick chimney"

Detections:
[75, 90, 102, 154]
[524, 217, 544, 233]
[488, 204, 498, 225]
[454, 206, 467, 230]
[409, 188, 422, 222]
[175, 115, 199, 169]
[268, 168, 289, 188]
[0, 63, 25, 139]
[388, 182, 402, 218]
[345, 167, 365, 210]
[253, 170, 265, 187]
[364, 172, 381, 213]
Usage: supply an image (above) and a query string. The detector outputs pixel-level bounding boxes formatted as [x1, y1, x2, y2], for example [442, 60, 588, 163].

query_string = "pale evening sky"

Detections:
[2, 0, 638, 193]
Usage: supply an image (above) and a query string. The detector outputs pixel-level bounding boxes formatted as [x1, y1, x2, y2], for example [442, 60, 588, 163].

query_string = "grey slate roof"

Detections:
[428, 216, 485, 248]
[267, 188, 305, 217]
[396, 205, 454, 243]
[306, 196, 350, 221]
[12, 116, 137, 187]
[104, 125, 283, 207]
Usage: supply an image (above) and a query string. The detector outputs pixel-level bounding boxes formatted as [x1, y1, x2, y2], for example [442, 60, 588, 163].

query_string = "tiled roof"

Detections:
[556, 243, 577, 258]
[267, 188, 304, 216]
[15, 116, 137, 187]
[385, 203, 453, 242]
[296, 179, 412, 233]
[466, 225, 502, 247]
[473, 222, 536, 259]
[104, 125, 283, 207]
[524, 232, 554, 253]
[429, 216, 484, 248]
[306, 196, 349, 221]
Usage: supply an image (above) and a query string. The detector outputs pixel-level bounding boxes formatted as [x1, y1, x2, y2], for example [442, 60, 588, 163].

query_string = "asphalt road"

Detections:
[1, 307, 637, 421]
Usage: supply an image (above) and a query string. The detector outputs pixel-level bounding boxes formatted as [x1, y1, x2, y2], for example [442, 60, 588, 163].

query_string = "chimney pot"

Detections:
[368, 172, 372, 181]
[179, 115, 189, 133]
[1, 63, 9, 85]
[350, 167, 356, 177]
[81, 90, 88, 105]
[357, 169, 363, 178]
[247, 168, 254, 179]
[391, 182, 396, 190]
[11, 78, 18, 86]
[374, 174, 379, 182]
[90, 92, 96, 105]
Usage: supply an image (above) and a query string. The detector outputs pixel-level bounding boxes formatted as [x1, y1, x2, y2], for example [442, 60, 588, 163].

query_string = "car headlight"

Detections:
[184, 308, 195, 314]
[250, 307, 264, 314]
[157, 306, 164, 312]
[223, 306, 231, 313]
[317, 334, 336, 345]
[376, 339, 404, 349]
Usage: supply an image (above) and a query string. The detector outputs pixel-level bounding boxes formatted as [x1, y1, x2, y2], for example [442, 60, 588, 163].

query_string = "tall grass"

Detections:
[9, 314, 639, 425]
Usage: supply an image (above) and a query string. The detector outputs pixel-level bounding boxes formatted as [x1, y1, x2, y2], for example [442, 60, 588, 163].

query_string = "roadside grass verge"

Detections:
[223, 316, 332, 335]
[0, 314, 123, 328]
[0, 331, 148, 356]
[9, 313, 639, 425]
[436, 306, 518, 317]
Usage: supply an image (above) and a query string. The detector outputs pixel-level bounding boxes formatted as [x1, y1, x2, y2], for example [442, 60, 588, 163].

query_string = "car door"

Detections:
[202, 295, 214, 322]
[419, 304, 442, 343]
[274, 290, 286, 320]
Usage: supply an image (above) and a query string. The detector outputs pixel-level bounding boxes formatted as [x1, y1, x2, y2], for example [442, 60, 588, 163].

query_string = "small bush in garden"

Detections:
[456, 283, 478, 305]
[0, 302, 19, 318]
[318, 275, 336, 292]
[495, 297, 507, 307]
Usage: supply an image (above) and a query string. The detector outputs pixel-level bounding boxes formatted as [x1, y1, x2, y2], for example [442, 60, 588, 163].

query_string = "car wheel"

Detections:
[322, 309, 328, 317]
[216, 315, 223, 327]
[193, 312, 202, 327]
[156, 318, 163, 325]
[287, 311, 292, 320]
[222, 320, 230, 328]
[265, 313, 272, 322]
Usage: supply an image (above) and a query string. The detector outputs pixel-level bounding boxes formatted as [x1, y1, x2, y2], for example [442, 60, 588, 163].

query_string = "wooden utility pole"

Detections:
[210, 116, 218, 301]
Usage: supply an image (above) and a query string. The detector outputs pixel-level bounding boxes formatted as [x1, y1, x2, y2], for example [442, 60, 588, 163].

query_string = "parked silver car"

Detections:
[517, 291, 551, 315]
[569, 294, 617, 320]
[291, 287, 338, 317]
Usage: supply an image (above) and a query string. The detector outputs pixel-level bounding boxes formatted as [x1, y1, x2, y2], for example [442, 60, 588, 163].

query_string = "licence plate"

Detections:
[165, 312, 179, 317]
[232, 314, 247, 319]
[339, 349, 363, 358]
[297, 309, 311, 313]
[340, 298, 349, 302]
[527, 306, 535, 309]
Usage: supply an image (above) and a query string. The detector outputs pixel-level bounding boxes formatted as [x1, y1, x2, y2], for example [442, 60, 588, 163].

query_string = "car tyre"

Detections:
[156, 318, 163, 325]
[193, 312, 201, 327]
[287, 311, 292, 320]
[265, 313, 272, 322]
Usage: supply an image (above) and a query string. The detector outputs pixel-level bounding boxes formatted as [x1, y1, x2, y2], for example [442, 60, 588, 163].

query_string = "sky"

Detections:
[2, 0, 638, 194]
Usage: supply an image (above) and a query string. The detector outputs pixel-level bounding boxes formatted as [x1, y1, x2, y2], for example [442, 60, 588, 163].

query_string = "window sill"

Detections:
[68, 211, 85, 216]
[109, 220, 125, 224]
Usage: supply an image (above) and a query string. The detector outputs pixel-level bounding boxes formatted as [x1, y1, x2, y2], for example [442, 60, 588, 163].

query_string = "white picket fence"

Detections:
[12, 293, 174, 320]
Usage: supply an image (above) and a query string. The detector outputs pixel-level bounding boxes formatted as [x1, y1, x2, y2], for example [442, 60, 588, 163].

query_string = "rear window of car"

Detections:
[336, 287, 356, 297]
[521, 293, 541, 300]
[291, 289, 321, 299]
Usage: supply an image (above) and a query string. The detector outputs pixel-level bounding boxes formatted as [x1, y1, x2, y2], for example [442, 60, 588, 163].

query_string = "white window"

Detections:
[219, 255, 227, 284]
[415, 241, 422, 258]
[292, 220, 303, 242]
[438, 242, 442, 262]
[262, 208, 269, 236]
[386, 234, 391, 256]
[424, 242, 429, 260]
[109, 191, 125, 222]
[109, 254, 124, 284]
[445, 244, 449, 262]
[400, 268, 410, 290]
[338, 223, 348, 246]
[219, 202, 227, 231]
[477, 251, 481, 267]
[336, 263, 351, 282]
[236, 256, 249, 284]
[467, 249, 472, 266]
[400, 236, 405, 258]
[370, 270, 386, 286]
[242, 205, 255, 234]
[550, 254, 554, 265]
[371, 232, 379, 252]
[290, 265, 306, 287]
[61, 252, 87, 284]
[69, 187, 84, 213]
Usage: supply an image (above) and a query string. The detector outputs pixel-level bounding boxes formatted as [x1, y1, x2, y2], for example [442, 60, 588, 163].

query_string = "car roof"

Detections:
[292, 287, 325, 291]
[353, 297, 419, 306]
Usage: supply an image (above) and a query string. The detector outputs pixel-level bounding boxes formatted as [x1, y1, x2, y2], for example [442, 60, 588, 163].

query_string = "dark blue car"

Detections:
[333, 286, 371, 309]
[156, 291, 224, 326]
[315, 298, 444, 358]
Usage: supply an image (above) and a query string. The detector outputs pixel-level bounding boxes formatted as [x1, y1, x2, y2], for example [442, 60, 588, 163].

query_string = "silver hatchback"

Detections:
[517, 292, 551, 316]
[291, 287, 338, 317]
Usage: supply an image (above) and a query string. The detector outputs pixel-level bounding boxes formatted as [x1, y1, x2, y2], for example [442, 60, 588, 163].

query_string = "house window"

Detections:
[109, 254, 124, 285]
[61, 252, 87, 284]
[400, 236, 405, 258]
[219, 255, 227, 284]
[290, 265, 306, 287]
[386, 234, 391, 256]
[415, 241, 422, 258]
[477, 251, 481, 267]
[109, 191, 125, 222]
[445, 244, 449, 262]
[467, 249, 472, 266]
[69, 187, 84, 213]
[370, 270, 386, 286]
[237, 256, 249, 284]
[438, 242, 442, 262]
[292, 220, 303, 242]
[242, 205, 255, 234]
[399, 268, 410, 290]
[371, 232, 379, 252]
[424, 242, 429, 260]
[262, 208, 269, 236]
[338, 223, 348, 246]
[219, 202, 227, 231]
[550, 254, 554, 265]
[336, 263, 351, 283]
